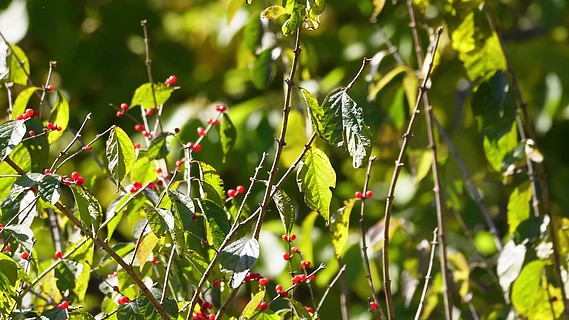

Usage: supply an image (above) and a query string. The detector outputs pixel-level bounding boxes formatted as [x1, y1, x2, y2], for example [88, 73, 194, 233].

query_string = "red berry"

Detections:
[57, 300, 69, 309]
[71, 171, 80, 181]
[25, 108, 34, 118]
[63, 177, 74, 186]
[290, 234, 296, 241]
[299, 274, 306, 282]
[236, 185, 245, 194]
[120, 103, 129, 112]
[197, 127, 206, 137]
[308, 274, 315, 282]
[16, 114, 24, 120]
[108, 271, 118, 278]
[44, 169, 52, 174]
[165, 75, 177, 86]
[227, 189, 237, 198]
[366, 190, 373, 199]
[56, 125, 62, 131]
[28, 130, 35, 136]
[202, 302, 212, 310]
[283, 252, 291, 261]
[275, 284, 283, 294]
[291, 247, 298, 253]
[47, 85, 55, 92]
[133, 181, 143, 189]
[151, 257, 158, 265]
[213, 279, 221, 287]
[174, 127, 180, 133]
[209, 315, 215, 320]
[207, 118, 219, 125]
[193, 312, 202, 320]
[370, 301, 378, 309]
[193, 144, 202, 153]
[146, 108, 155, 115]
[3, 245, 10, 252]
[75, 177, 85, 186]
[257, 302, 267, 310]
[134, 124, 145, 132]
[84, 145, 93, 151]
[355, 191, 364, 199]
[304, 306, 314, 313]
[116, 111, 124, 117]
[176, 160, 184, 168]
[118, 296, 130, 304]
[216, 104, 227, 113]
[46, 122, 56, 130]
[0, 223, 3, 230]
[134, 143, 141, 149]
[281, 235, 288, 242]
[259, 277, 269, 286]
[20, 251, 29, 260]
[55, 251, 63, 259]
[292, 275, 301, 284]
[301, 260, 311, 269]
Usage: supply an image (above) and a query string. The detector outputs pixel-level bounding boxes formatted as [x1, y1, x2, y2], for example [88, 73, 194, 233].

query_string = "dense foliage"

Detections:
[1, 0, 569, 319]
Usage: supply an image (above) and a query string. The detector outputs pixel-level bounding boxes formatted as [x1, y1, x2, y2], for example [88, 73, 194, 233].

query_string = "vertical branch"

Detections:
[140, 20, 162, 132]
[381, 25, 442, 320]
[414, 228, 438, 320]
[253, 27, 302, 239]
[360, 157, 386, 320]
[487, 12, 569, 318]
[420, 26, 453, 320]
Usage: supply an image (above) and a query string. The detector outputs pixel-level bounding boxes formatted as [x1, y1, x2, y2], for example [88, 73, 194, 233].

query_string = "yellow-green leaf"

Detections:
[241, 290, 265, 319]
[131, 82, 174, 109]
[12, 86, 38, 119]
[47, 92, 70, 144]
[137, 231, 159, 272]
[106, 126, 135, 186]
[7, 44, 30, 85]
[330, 199, 356, 259]
[507, 182, 532, 234]
[370, 0, 386, 22]
[262, 6, 287, 19]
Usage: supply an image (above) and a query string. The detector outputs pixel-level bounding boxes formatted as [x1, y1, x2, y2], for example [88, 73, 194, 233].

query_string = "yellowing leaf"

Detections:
[47, 92, 70, 144]
[137, 231, 159, 272]
[507, 182, 532, 234]
[330, 199, 356, 258]
[241, 290, 265, 319]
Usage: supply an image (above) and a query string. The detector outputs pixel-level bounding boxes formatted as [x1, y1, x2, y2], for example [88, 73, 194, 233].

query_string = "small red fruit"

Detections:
[55, 251, 63, 259]
[366, 190, 373, 199]
[257, 302, 267, 310]
[71, 171, 80, 181]
[355, 191, 364, 199]
[283, 252, 291, 261]
[29, 130, 35, 136]
[116, 111, 124, 117]
[120, 103, 129, 112]
[134, 143, 141, 149]
[216, 104, 227, 112]
[281, 235, 288, 242]
[370, 301, 378, 309]
[118, 296, 130, 304]
[259, 277, 269, 286]
[46, 122, 56, 130]
[47, 85, 55, 92]
[165, 75, 177, 86]
[176, 160, 184, 168]
[291, 247, 298, 253]
[207, 118, 219, 125]
[213, 279, 221, 287]
[299, 274, 306, 282]
[236, 185, 245, 194]
[56, 125, 62, 131]
[197, 127, 206, 137]
[301, 260, 311, 269]
[290, 234, 296, 241]
[16, 114, 24, 120]
[308, 274, 315, 282]
[304, 306, 314, 313]
[134, 124, 145, 132]
[275, 284, 283, 294]
[20, 251, 29, 260]
[25, 108, 34, 118]
[174, 127, 180, 133]
[0, 223, 3, 230]
[151, 257, 158, 265]
[75, 177, 85, 186]
[208, 314, 215, 320]
[44, 169, 52, 174]
[192, 144, 202, 153]
[227, 189, 237, 198]
[84, 145, 93, 151]
[146, 108, 155, 115]
[133, 181, 143, 189]
[292, 275, 301, 284]
[57, 300, 69, 309]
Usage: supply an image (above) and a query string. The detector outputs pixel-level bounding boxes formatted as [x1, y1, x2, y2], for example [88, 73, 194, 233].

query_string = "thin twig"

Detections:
[346, 57, 371, 90]
[360, 157, 386, 320]
[160, 248, 176, 304]
[316, 264, 346, 314]
[253, 27, 303, 239]
[487, 11, 569, 318]
[38, 61, 57, 115]
[414, 228, 438, 320]
[381, 24, 443, 320]
[51, 113, 93, 171]
[140, 20, 163, 132]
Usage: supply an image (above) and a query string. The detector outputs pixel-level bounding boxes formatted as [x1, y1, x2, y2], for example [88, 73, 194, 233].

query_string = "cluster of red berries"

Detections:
[129, 181, 143, 193]
[215, 104, 227, 113]
[116, 103, 129, 117]
[207, 118, 219, 125]
[192, 312, 215, 320]
[117, 296, 130, 305]
[193, 297, 215, 320]
[16, 108, 37, 121]
[46, 122, 62, 132]
[165, 75, 177, 86]
[355, 190, 373, 200]
[187, 142, 202, 153]
[243, 272, 263, 283]
[57, 300, 69, 309]
[63, 171, 85, 186]
[134, 124, 153, 138]
[226, 185, 244, 199]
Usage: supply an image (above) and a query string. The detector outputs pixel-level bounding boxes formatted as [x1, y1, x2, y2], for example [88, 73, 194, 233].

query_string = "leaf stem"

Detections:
[346, 57, 371, 91]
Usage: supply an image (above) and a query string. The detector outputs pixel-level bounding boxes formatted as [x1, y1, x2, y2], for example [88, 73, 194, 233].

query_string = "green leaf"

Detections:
[7, 44, 30, 85]
[286, 298, 313, 319]
[117, 301, 143, 320]
[220, 113, 237, 163]
[319, 88, 372, 168]
[54, 259, 83, 292]
[198, 161, 226, 206]
[300, 88, 324, 134]
[296, 148, 336, 224]
[219, 237, 259, 288]
[511, 260, 564, 319]
[146, 207, 185, 254]
[23, 118, 49, 172]
[137, 231, 159, 272]
[147, 133, 170, 160]
[70, 185, 103, 232]
[136, 286, 178, 319]
[67, 238, 93, 301]
[251, 49, 274, 90]
[106, 126, 135, 186]
[282, 0, 306, 36]
[370, 0, 386, 22]
[131, 156, 159, 185]
[38, 173, 61, 205]
[0, 144, 30, 201]
[130, 82, 175, 109]
[0, 253, 19, 285]
[272, 188, 295, 237]
[507, 182, 532, 234]
[41, 307, 68, 320]
[450, 11, 506, 83]
[3, 225, 35, 252]
[482, 123, 518, 173]
[11, 172, 42, 199]
[241, 290, 265, 319]
[12, 86, 38, 118]
[308, 0, 326, 15]
[196, 199, 230, 249]
[262, 6, 287, 19]
[330, 199, 356, 259]
[244, 13, 263, 53]
[168, 190, 195, 229]
[47, 92, 70, 144]
[0, 120, 26, 161]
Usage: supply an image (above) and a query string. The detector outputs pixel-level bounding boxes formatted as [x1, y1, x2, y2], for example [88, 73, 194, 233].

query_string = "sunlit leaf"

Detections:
[262, 6, 287, 19]
[38, 173, 61, 205]
[241, 290, 265, 319]
[130, 82, 174, 109]
[4, 225, 35, 252]
[136, 286, 178, 319]
[131, 156, 158, 185]
[286, 298, 313, 319]
[196, 199, 230, 249]
[106, 126, 135, 186]
[70, 185, 103, 232]
[251, 49, 274, 90]
[220, 113, 237, 163]
[299, 211, 318, 263]
[47, 92, 69, 144]
[0, 120, 26, 161]
[7, 44, 30, 85]
[137, 231, 158, 272]
[12, 86, 38, 118]
[296, 148, 336, 224]
[507, 182, 532, 234]
[219, 237, 259, 288]
[146, 207, 185, 254]
[147, 133, 170, 160]
[282, 0, 306, 36]
[281, 109, 306, 167]
[0, 253, 19, 286]
[370, 0, 386, 22]
[168, 189, 195, 229]
[330, 199, 356, 259]
[54, 259, 83, 292]
[309, 0, 326, 15]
